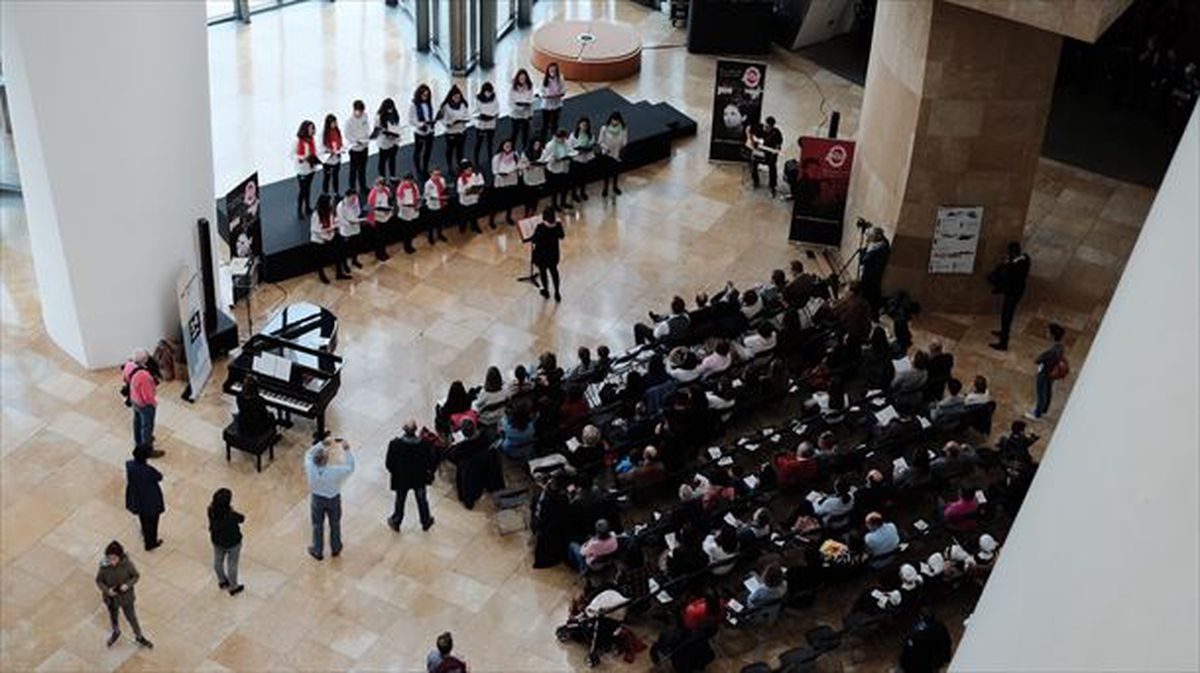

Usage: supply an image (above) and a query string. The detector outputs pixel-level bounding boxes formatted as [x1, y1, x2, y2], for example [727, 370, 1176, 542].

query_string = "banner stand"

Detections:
[708, 59, 768, 162]
[177, 266, 213, 403]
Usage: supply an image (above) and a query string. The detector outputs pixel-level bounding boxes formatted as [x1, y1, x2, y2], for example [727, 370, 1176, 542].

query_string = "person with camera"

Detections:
[987, 242, 1031, 351]
[122, 348, 163, 456]
[859, 226, 891, 312]
[304, 435, 356, 560]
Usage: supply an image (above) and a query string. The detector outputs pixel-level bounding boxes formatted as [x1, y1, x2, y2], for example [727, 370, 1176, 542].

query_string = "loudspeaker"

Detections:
[197, 218, 217, 332]
[829, 111, 841, 139]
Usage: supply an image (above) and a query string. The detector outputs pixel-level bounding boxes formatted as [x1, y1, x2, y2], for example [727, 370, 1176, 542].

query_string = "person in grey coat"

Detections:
[95, 540, 153, 649]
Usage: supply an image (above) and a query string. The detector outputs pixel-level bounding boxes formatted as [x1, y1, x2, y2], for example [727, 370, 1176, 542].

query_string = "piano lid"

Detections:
[262, 302, 338, 353]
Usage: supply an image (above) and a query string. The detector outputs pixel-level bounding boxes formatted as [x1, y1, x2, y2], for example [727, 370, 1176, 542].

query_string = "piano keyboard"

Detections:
[227, 382, 314, 414]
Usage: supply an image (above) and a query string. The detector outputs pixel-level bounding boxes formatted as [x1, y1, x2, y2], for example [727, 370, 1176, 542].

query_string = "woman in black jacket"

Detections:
[208, 488, 245, 595]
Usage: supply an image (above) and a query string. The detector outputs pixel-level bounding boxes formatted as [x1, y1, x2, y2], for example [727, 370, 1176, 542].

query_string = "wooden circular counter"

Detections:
[531, 20, 642, 82]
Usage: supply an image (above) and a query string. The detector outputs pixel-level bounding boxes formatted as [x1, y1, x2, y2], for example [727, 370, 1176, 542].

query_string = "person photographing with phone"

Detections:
[305, 435, 356, 560]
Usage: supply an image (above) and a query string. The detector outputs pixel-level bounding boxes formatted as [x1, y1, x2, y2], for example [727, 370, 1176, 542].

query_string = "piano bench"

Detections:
[222, 423, 280, 472]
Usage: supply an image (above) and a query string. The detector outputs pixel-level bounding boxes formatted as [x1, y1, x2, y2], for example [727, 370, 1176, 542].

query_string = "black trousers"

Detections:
[601, 156, 621, 192]
[752, 156, 778, 190]
[296, 173, 314, 215]
[426, 209, 447, 242]
[548, 172, 571, 208]
[369, 223, 389, 259]
[997, 293, 1022, 345]
[105, 598, 144, 638]
[444, 134, 465, 174]
[322, 162, 340, 194]
[490, 187, 516, 223]
[537, 263, 560, 294]
[348, 149, 368, 193]
[540, 108, 561, 139]
[138, 512, 160, 548]
[413, 134, 433, 175]
[378, 146, 398, 180]
[633, 322, 656, 345]
[512, 118, 531, 150]
[473, 129, 494, 168]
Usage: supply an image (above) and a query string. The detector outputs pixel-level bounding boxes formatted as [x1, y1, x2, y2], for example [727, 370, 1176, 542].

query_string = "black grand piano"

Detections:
[223, 302, 342, 436]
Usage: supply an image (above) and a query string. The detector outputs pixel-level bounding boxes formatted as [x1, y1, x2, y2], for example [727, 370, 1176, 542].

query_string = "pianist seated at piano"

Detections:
[234, 376, 276, 437]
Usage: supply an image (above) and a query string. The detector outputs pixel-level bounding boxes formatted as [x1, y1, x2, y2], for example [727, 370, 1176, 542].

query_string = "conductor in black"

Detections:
[988, 242, 1031, 351]
[528, 207, 565, 302]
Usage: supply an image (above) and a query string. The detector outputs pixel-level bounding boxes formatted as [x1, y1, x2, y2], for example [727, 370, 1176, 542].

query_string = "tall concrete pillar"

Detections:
[2, 1, 217, 368]
[844, 0, 1130, 312]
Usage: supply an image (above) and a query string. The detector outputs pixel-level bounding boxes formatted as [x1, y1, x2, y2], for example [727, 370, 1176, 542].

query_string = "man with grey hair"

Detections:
[385, 420, 436, 532]
[122, 348, 161, 455]
[304, 435, 355, 560]
[858, 226, 891, 311]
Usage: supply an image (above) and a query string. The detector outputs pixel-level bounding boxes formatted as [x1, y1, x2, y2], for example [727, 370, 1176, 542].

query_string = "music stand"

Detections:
[515, 215, 541, 287]
[230, 256, 260, 338]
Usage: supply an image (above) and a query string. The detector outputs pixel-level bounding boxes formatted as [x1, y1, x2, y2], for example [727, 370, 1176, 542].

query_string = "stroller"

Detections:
[555, 588, 640, 667]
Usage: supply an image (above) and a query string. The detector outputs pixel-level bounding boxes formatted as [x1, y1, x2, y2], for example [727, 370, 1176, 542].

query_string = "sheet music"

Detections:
[874, 405, 900, 426]
[743, 574, 763, 595]
[252, 352, 293, 381]
[517, 215, 540, 241]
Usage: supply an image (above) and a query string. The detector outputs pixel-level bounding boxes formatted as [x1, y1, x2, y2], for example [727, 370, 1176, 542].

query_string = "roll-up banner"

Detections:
[708, 59, 768, 162]
[789, 137, 855, 246]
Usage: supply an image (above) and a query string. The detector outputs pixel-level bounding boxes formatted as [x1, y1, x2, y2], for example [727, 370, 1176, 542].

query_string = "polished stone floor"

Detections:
[0, 2, 1156, 672]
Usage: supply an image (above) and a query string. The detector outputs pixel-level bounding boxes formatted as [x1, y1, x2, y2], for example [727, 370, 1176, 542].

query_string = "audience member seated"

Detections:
[663, 525, 708, 584]
[758, 269, 788, 308]
[739, 289, 763, 321]
[666, 347, 703, 383]
[931, 441, 977, 480]
[704, 380, 737, 416]
[570, 424, 606, 468]
[891, 349, 930, 413]
[641, 353, 671, 389]
[436, 380, 474, 432]
[965, 375, 991, 406]
[615, 545, 652, 603]
[616, 445, 667, 490]
[560, 385, 591, 428]
[997, 420, 1038, 462]
[738, 508, 773, 544]
[894, 449, 933, 490]
[974, 533, 1000, 571]
[924, 341, 954, 402]
[472, 366, 511, 430]
[702, 525, 739, 576]
[681, 591, 726, 633]
[532, 475, 572, 568]
[508, 365, 534, 397]
[499, 401, 537, 459]
[855, 469, 895, 515]
[568, 518, 620, 572]
[814, 478, 856, 530]
[828, 282, 872, 343]
[746, 563, 789, 610]
[635, 296, 691, 346]
[941, 486, 980, 531]
[567, 347, 596, 383]
[784, 260, 819, 308]
[930, 377, 966, 424]
[234, 375, 275, 436]
[733, 323, 777, 361]
[774, 441, 820, 487]
[697, 340, 733, 379]
[863, 512, 901, 569]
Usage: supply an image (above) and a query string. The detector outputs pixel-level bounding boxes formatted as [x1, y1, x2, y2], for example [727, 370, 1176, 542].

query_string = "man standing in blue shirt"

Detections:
[305, 437, 355, 560]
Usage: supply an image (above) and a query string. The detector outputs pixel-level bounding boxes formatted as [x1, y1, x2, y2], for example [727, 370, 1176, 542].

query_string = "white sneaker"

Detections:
[1023, 411, 1041, 421]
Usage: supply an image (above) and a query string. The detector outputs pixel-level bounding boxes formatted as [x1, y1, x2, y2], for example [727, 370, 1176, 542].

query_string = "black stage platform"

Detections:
[218, 88, 696, 283]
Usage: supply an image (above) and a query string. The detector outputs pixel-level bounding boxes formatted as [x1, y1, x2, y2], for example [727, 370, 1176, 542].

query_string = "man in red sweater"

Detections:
[122, 349, 161, 456]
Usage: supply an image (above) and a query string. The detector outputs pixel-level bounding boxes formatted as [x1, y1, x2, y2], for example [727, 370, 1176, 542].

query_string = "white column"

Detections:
[2, 0, 217, 369]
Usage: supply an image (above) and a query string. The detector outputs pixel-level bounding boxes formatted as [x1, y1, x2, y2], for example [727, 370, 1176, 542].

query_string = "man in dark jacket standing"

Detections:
[858, 227, 891, 312]
[125, 444, 165, 551]
[988, 242, 1031, 351]
[386, 420, 436, 532]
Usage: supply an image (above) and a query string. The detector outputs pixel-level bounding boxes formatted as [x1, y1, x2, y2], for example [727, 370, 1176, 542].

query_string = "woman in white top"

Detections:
[320, 114, 344, 196]
[294, 120, 319, 219]
[540, 128, 573, 211]
[509, 69, 535, 150]
[490, 138, 520, 227]
[375, 98, 401, 181]
[520, 137, 547, 217]
[597, 110, 628, 198]
[423, 167, 450, 244]
[309, 195, 347, 283]
[538, 62, 565, 140]
[567, 116, 595, 203]
[455, 160, 485, 235]
[408, 84, 435, 177]
[473, 82, 499, 168]
[437, 85, 470, 176]
[335, 189, 364, 271]
[365, 177, 393, 261]
[394, 173, 421, 253]
[343, 99, 371, 194]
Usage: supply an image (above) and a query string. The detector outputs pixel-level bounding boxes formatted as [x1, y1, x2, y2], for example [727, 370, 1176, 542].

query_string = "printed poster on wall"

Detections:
[708, 59, 768, 162]
[788, 137, 856, 246]
[177, 265, 212, 402]
[928, 206, 984, 274]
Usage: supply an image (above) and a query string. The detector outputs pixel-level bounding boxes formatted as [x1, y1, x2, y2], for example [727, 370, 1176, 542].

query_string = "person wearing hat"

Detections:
[975, 533, 1000, 569]
[568, 518, 619, 572]
[899, 563, 924, 592]
[898, 608, 952, 673]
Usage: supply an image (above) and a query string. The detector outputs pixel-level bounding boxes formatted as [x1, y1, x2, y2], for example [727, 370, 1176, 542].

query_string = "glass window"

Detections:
[207, 0, 235, 22]
[248, 0, 276, 10]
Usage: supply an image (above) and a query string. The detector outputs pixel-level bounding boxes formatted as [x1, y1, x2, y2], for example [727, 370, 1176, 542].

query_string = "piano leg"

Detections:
[316, 413, 326, 438]
[279, 410, 294, 429]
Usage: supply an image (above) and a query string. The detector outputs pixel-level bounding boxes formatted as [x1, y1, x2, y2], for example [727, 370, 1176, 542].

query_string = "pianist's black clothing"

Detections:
[236, 392, 275, 436]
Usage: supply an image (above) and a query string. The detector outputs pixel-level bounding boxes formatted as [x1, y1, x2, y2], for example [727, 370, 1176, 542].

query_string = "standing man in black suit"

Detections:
[125, 444, 165, 551]
[859, 227, 891, 312]
[988, 242, 1031, 351]
[386, 420, 437, 532]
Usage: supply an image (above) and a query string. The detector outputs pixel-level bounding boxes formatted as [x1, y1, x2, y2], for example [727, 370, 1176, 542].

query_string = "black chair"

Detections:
[222, 420, 280, 472]
[965, 400, 997, 435]
[740, 662, 772, 673]
[778, 645, 820, 672]
[805, 624, 842, 652]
